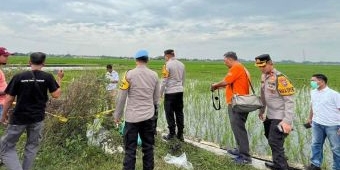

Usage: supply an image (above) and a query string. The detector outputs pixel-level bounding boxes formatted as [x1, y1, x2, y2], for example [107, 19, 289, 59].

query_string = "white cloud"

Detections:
[0, 0, 339, 61]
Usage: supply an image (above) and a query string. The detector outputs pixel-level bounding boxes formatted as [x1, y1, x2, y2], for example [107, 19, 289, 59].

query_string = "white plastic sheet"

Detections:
[164, 153, 193, 170]
[86, 118, 103, 147]
[86, 118, 123, 154]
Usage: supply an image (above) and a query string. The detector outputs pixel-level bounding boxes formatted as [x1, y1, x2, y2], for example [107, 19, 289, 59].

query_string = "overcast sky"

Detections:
[1, 0, 339, 62]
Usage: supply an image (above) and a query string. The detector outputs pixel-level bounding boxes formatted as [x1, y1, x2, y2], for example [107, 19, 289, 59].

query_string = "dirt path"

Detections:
[183, 138, 304, 170]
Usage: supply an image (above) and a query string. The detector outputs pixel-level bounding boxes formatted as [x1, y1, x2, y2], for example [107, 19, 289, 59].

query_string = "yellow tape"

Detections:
[95, 109, 115, 118]
[46, 109, 115, 123]
[11, 90, 115, 123]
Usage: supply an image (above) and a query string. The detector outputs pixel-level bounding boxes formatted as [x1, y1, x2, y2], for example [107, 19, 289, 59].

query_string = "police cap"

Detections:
[164, 49, 174, 55]
[255, 54, 271, 67]
[135, 50, 148, 59]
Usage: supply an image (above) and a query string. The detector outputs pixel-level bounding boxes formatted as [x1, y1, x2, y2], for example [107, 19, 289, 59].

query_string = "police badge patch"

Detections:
[277, 74, 295, 96]
[119, 71, 130, 90]
[162, 64, 169, 78]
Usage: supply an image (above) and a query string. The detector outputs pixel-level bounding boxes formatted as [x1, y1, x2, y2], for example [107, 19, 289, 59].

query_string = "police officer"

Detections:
[255, 54, 295, 170]
[160, 49, 185, 141]
[113, 50, 160, 170]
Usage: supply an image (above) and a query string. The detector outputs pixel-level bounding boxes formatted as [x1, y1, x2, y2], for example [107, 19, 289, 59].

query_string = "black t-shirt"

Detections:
[5, 70, 59, 124]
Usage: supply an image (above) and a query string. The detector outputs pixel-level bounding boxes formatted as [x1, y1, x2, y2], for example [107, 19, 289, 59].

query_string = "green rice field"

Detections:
[5, 56, 340, 169]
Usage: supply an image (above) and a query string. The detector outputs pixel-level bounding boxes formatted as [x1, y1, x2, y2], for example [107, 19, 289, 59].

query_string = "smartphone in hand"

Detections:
[303, 122, 312, 129]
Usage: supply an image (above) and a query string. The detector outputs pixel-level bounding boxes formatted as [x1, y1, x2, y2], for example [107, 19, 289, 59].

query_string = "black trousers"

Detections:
[263, 119, 289, 170]
[227, 105, 250, 159]
[123, 118, 154, 170]
[164, 92, 184, 136]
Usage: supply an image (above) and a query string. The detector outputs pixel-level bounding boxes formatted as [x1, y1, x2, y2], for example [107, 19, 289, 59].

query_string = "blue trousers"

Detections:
[311, 122, 340, 170]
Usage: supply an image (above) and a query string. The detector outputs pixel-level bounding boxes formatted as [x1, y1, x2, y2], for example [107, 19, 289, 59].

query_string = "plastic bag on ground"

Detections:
[163, 152, 193, 170]
[86, 118, 103, 147]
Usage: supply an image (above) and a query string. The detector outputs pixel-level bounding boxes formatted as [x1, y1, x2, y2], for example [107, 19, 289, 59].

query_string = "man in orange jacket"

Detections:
[211, 51, 252, 164]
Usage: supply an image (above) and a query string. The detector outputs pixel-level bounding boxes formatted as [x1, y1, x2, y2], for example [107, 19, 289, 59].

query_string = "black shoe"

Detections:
[265, 162, 293, 170]
[177, 134, 184, 141]
[227, 148, 240, 156]
[265, 162, 275, 170]
[162, 134, 175, 141]
[306, 164, 321, 170]
[233, 156, 252, 165]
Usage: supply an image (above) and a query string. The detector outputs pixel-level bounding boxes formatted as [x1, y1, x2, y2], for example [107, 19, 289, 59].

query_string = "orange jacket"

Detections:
[224, 63, 250, 104]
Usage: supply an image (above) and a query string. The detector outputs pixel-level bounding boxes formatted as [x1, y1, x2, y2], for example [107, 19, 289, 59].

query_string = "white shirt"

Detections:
[105, 71, 119, 91]
[311, 86, 340, 126]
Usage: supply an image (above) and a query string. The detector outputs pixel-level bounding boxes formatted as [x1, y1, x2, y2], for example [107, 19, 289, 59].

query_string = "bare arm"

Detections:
[51, 70, 64, 98]
[51, 88, 61, 98]
[211, 80, 228, 91]
[307, 105, 313, 124]
[0, 95, 15, 125]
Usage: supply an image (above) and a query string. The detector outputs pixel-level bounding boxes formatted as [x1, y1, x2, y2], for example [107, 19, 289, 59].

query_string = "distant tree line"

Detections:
[11, 52, 340, 64]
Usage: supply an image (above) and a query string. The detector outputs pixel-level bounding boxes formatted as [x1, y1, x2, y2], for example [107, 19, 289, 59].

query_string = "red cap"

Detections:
[0, 47, 12, 56]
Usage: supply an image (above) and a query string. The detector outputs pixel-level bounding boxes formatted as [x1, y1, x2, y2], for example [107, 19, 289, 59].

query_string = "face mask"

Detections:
[310, 81, 319, 89]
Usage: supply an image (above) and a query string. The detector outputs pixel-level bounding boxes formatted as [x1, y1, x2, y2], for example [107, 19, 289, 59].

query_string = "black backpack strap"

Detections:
[30, 71, 44, 97]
